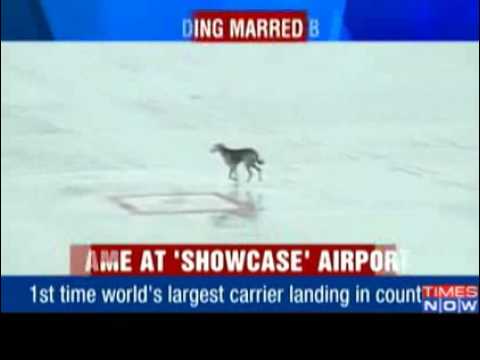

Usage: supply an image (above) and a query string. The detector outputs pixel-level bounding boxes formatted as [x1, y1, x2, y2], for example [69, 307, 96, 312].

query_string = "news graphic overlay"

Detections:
[3, 274, 478, 313]
[70, 245, 399, 276]
[1, 244, 476, 313]
[182, 11, 314, 42]
[2, 0, 477, 41]
[422, 285, 479, 314]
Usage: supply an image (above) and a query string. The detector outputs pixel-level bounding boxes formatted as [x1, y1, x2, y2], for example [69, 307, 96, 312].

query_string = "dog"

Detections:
[210, 143, 264, 182]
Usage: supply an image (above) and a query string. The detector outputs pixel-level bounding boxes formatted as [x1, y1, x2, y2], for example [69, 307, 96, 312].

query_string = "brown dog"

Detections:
[211, 143, 264, 182]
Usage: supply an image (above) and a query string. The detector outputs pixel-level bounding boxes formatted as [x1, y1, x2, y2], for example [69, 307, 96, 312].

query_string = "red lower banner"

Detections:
[71, 244, 398, 276]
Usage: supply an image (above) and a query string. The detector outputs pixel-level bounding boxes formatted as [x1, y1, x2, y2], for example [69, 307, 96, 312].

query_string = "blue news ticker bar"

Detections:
[1, 0, 478, 41]
[1, 276, 478, 313]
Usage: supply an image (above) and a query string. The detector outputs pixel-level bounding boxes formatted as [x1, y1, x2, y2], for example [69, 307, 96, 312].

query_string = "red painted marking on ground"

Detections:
[107, 191, 257, 217]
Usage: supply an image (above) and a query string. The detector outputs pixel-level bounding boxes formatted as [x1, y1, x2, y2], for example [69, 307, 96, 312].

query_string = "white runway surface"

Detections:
[1, 43, 478, 275]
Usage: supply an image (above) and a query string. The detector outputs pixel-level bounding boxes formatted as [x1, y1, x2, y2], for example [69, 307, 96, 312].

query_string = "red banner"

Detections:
[190, 11, 308, 42]
[71, 244, 399, 276]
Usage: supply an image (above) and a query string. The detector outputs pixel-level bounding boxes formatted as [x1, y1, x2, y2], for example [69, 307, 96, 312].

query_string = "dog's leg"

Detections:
[252, 164, 262, 181]
[246, 164, 253, 182]
[233, 166, 239, 182]
[229, 165, 239, 182]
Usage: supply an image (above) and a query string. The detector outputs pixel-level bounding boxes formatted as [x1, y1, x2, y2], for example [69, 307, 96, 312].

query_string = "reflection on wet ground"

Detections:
[211, 183, 264, 227]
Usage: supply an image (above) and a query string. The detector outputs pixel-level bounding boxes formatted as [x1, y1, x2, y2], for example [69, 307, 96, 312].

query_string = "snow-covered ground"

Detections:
[1, 43, 478, 275]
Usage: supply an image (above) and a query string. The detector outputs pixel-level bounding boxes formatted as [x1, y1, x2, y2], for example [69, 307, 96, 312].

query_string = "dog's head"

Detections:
[210, 143, 225, 153]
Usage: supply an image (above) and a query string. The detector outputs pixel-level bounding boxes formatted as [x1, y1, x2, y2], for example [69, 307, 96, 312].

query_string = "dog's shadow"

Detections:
[211, 184, 263, 228]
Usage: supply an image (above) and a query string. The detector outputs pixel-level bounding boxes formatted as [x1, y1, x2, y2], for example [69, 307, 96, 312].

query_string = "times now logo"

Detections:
[422, 285, 479, 314]
[182, 11, 316, 42]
